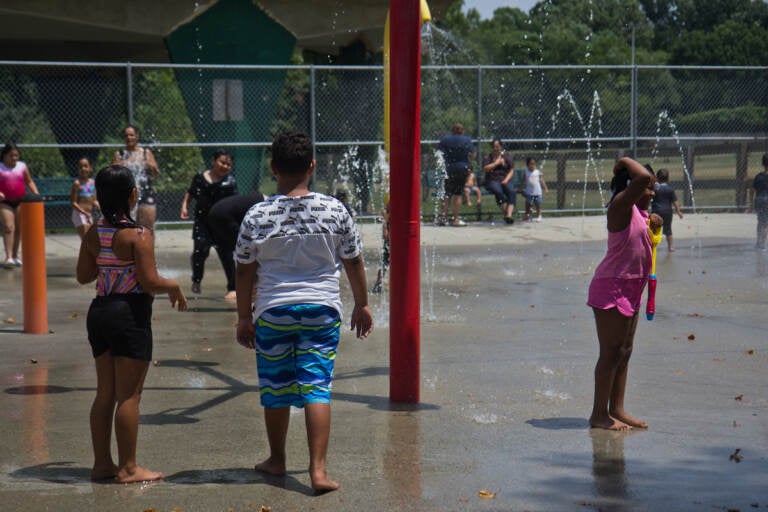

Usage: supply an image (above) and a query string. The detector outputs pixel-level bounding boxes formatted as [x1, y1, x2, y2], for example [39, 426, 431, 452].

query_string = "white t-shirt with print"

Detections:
[235, 193, 362, 320]
[525, 168, 544, 196]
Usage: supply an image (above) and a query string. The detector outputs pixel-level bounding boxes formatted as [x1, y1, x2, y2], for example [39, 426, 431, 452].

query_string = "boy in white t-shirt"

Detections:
[524, 157, 548, 221]
[235, 131, 374, 492]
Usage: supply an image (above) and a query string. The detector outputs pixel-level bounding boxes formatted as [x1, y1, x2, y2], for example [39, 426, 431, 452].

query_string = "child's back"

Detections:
[236, 192, 360, 319]
[235, 131, 372, 492]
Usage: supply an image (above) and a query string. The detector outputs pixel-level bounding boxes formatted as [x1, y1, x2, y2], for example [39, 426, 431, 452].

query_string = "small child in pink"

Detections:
[587, 158, 662, 431]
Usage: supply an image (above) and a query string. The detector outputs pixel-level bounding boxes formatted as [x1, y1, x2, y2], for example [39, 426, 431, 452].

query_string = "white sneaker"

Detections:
[12, 258, 21, 267]
[535, 215, 543, 222]
[3, 258, 15, 269]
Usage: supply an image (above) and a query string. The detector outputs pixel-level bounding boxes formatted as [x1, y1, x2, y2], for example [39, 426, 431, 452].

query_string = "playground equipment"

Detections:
[386, 0, 430, 403]
[20, 200, 48, 334]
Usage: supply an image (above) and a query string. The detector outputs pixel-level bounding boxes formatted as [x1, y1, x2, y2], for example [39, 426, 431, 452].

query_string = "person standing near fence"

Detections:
[70, 156, 100, 240]
[749, 153, 768, 250]
[112, 125, 159, 229]
[0, 143, 39, 268]
[438, 123, 475, 226]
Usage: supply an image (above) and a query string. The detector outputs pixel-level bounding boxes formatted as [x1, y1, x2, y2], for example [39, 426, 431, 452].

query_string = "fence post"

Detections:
[20, 200, 48, 334]
[630, 27, 638, 159]
[683, 145, 695, 207]
[556, 153, 567, 210]
[310, 66, 316, 161]
[476, 66, 482, 168]
[126, 62, 134, 126]
[736, 143, 748, 210]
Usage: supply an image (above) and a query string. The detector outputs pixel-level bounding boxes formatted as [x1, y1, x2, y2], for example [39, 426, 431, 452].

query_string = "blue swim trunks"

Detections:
[255, 304, 341, 408]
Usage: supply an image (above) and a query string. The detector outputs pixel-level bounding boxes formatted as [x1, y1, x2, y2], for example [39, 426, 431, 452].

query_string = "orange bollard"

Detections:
[20, 201, 48, 334]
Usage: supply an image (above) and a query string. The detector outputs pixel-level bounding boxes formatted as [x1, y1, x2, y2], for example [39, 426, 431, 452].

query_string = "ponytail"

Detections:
[95, 165, 138, 229]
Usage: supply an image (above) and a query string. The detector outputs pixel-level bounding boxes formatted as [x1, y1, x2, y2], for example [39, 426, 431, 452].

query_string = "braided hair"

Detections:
[95, 165, 138, 229]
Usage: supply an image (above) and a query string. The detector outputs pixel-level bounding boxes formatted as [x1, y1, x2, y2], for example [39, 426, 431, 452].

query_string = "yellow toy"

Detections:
[646, 221, 662, 320]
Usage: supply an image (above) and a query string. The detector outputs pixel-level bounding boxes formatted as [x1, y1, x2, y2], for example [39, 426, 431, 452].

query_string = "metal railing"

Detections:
[0, 60, 765, 227]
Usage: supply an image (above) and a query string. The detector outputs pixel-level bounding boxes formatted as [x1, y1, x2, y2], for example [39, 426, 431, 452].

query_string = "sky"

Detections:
[462, 0, 538, 17]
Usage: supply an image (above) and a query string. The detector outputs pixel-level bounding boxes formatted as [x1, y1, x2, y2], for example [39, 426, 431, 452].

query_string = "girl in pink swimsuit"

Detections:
[587, 158, 662, 431]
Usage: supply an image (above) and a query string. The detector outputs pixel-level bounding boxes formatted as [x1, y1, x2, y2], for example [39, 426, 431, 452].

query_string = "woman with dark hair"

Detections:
[0, 143, 39, 268]
[112, 125, 159, 228]
[748, 153, 768, 250]
[481, 139, 521, 224]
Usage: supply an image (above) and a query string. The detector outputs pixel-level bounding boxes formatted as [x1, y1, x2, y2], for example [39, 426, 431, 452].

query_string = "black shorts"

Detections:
[444, 163, 469, 196]
[659, 211, 674, 236]
[87, 293, 154, 361]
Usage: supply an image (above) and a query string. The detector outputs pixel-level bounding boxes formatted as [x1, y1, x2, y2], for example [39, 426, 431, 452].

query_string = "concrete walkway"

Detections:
[0, 213, 766, 511]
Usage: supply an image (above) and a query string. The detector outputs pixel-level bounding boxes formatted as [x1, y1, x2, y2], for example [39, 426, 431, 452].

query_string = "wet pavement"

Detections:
[0, 213, 766, 511]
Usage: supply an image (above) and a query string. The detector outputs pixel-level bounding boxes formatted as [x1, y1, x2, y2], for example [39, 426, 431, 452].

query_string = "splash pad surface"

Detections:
[0, 214, 765, 511]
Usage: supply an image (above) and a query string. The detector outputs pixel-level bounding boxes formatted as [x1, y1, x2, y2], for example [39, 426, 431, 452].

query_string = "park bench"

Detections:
[35, 177, 73, 207]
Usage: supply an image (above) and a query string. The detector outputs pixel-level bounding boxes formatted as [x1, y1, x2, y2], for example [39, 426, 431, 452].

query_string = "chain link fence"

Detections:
[0, 61, 765, 228]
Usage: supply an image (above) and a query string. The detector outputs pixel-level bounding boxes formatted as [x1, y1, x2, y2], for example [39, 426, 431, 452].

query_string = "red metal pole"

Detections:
[20, 201, 48, 334]
[389, 0, 421, 403]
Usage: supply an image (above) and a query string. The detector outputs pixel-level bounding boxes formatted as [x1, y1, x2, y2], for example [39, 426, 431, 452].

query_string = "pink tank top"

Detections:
[96, 220, 143, 296]
[0, 161, 27, 202]
[592, 205, 652, 280]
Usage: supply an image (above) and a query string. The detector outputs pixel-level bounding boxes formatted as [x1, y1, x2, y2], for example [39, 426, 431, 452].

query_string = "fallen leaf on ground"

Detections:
[735, 394, 744, 401]
[478, 489, 496, 499]
[712, 358, 723, 362]
[152, 360, 160, 366]
[688, 313, 703, 317]
[733, 421, 741, 427]
[5, 317, 15, 324]
[70, 313, 78, 319]
[687, 334, 696, 341]
[745, 349, 755, 355]
[729, 449, 743, 462]
[30, 359, 37, 364]
[673, 370, 686, 375]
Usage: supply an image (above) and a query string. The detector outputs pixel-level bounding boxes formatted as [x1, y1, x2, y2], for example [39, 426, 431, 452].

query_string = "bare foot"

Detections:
[91, 464, 118, 481]
[115, 465, 164, 484]
[611, 411, 648, 429]
[310, 469, 339, 492]
[254, 457, 286, 476]
[590, 414, 632, 431]
[223, 290, 237, 301]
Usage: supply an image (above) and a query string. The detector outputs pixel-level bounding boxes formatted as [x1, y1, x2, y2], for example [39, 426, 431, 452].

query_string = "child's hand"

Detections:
[649, 213, 663, 229]
[169, 286, 188, 312]
[236, 317, 255, 349]
[350, 304, 374, 339]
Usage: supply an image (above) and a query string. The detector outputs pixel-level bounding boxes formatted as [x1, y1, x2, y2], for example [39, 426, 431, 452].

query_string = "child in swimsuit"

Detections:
[77, 165, 187, 483]
[70, 157, 100, 239]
